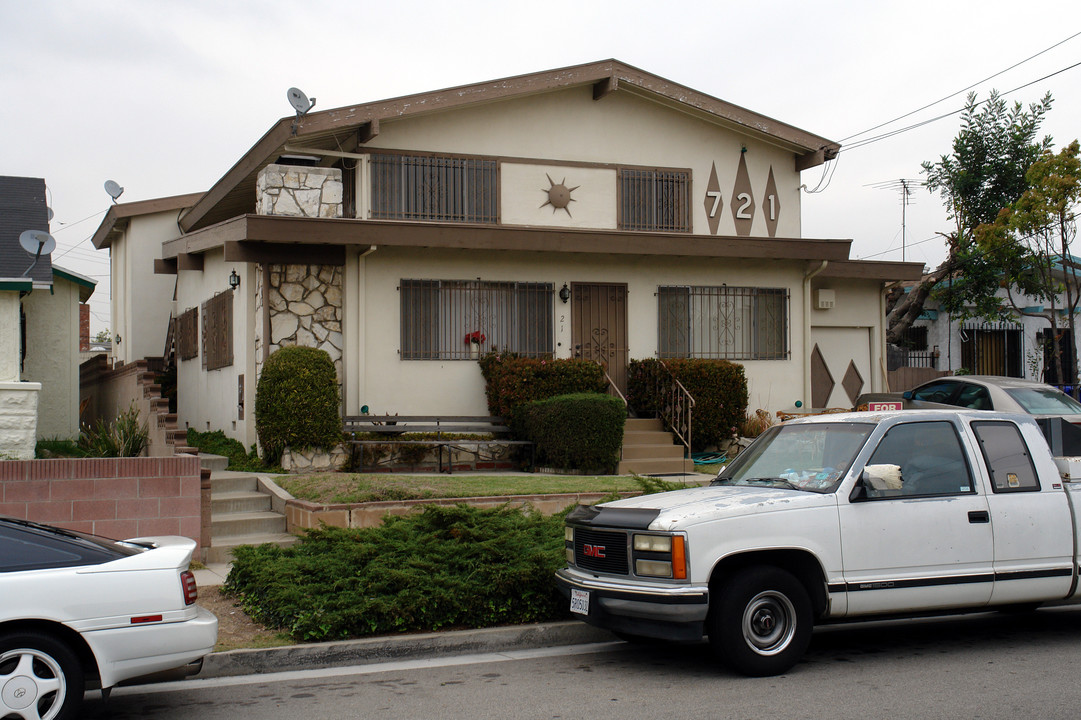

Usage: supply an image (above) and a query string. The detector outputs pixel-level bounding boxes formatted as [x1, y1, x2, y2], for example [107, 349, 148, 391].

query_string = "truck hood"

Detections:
[599, 485, 838, 531]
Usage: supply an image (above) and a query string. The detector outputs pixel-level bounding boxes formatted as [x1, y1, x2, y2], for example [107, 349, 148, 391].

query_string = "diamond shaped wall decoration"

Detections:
[842, 361, 864, 405]
[704, 162, 723, 235]
[730, 151, 755, 237]
[810, 344, 834, 409]
[762, 166, 780, 238]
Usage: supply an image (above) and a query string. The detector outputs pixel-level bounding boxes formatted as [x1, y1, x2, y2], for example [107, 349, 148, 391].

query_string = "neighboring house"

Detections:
[102, 60, 923, 451]
[0, 176, 96, 455]
[91, 193, 204, 366]
[900, 271, 1081, 386]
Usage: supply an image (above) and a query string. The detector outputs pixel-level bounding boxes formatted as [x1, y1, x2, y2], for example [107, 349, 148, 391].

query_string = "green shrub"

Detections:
[479, 353, 607, 424]
[223, 504, 569, 641]
[517, 393, 625, 473]
[78, 402, 148, 457]
[255, 346, 341, 463]
[36, 437, 83, 459]
[627, 359, 748, 450]
[186, 429, 275, 472]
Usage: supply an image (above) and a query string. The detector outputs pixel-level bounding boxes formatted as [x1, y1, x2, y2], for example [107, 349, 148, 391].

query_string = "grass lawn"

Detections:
[277, 473, 701, 504]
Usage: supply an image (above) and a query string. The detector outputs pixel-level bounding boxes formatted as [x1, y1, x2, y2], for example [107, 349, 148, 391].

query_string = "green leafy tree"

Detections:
[886, 90, 1053, 343]
[978, 140, 1081, 385]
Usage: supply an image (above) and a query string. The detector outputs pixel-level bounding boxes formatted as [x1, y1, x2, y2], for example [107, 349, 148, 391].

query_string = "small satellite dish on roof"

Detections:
[19, 229, 56, 277]
[47, 206, 54, 222]
[287, 87, 316, 136]
[104, 180, 124, 202]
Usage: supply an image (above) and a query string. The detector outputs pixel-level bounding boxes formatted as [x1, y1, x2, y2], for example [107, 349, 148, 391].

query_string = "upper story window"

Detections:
[400, 279, 553, 360]
[658, 285, 788, 360]
[370, 153, 498, 224]
[619, 168, 690, 233]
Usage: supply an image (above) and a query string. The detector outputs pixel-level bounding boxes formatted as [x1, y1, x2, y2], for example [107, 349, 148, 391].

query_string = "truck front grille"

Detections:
[574, 527, 628, 575]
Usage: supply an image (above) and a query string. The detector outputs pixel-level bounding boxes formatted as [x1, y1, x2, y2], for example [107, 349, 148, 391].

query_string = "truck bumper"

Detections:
[555, 568, 710, 642]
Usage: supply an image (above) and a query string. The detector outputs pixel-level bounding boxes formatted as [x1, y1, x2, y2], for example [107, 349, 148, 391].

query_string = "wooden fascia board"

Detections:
[819, 260, 925, 281]
[154, 258, 178, 275]
[173, 214, 852, 262]
[223, 240, 347, 266]
[92, 192, 204, 249]
[177, 253, 204, 271]
[179, 121, 294, 233]
[163, 216, 252, 258]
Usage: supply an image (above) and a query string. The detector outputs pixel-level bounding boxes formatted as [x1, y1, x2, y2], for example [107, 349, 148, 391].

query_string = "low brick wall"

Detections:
[0, 456, 204, 551]
[285, 491, 638, 531]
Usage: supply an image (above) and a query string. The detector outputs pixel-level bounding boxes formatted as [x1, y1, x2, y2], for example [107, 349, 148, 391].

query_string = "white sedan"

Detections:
[0, 516, 218, 720]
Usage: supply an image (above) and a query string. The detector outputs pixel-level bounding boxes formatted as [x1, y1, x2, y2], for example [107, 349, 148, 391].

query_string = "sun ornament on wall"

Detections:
[541, 173, 579, 217]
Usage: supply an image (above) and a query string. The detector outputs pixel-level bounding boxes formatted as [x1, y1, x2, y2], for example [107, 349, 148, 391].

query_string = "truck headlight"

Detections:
[635, 559, 673, 578]
[565, 526, 575, 542]
[631, 534, 687, 580]
[633, 534, 671, 552]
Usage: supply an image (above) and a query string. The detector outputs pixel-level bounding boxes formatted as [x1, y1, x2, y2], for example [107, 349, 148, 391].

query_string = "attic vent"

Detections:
[274, 154, 321, 167]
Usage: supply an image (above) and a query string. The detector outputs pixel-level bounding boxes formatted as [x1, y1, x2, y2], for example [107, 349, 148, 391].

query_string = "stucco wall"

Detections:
[341, 246, 819, 417]
[112, 212, 182, 366]
[176, 249, 256, 447]
[21, 276, 82, 439]
[0, 291, 20, 383]
[357, 85, 803, 239]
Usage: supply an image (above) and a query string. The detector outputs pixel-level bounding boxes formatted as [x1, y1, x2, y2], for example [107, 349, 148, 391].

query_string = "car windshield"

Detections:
[1005, 387, 1081, 415]
[713, 422, 874, 493]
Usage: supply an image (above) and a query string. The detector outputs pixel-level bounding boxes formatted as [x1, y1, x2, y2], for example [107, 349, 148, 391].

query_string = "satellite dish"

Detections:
[19, 229, 56, 277]
[47, 206, 54, 222]
[287, 87, 316, 136]
[104, 180, 124, 202]
[19, 229, 56, 257]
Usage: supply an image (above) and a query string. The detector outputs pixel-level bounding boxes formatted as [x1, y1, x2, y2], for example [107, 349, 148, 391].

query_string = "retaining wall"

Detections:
[0, 455, 205, 552]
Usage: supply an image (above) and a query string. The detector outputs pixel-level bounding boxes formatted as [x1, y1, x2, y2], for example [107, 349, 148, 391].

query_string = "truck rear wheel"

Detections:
[708, 566, 812, 676]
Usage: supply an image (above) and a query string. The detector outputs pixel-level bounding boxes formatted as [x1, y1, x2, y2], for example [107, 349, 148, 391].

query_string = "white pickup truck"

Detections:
[556, 409, 1081, 676]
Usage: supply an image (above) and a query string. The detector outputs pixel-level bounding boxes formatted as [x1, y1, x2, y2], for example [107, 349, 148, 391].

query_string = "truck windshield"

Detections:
[713, 422, 874, 493]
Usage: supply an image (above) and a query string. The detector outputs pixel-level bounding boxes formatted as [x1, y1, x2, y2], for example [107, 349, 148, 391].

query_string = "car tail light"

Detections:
[180, 569, 198, 605]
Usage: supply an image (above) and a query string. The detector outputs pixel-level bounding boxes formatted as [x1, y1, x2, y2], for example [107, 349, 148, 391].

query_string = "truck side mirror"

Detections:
[849, 477, 869, 502]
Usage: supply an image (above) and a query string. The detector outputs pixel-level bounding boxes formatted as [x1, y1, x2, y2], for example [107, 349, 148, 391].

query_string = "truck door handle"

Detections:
[968, 511, 990, 524]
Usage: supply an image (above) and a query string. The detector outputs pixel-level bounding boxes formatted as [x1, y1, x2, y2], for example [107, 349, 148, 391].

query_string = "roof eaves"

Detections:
[92, 191, 204, 249]
[180, 59, 839, 233]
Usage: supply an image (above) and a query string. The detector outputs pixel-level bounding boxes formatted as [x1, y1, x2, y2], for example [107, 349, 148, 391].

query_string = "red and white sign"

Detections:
[867, 401, 904, 412]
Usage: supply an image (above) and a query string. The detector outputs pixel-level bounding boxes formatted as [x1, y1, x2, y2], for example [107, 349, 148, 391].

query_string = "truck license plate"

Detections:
[570, 588, 590, 615]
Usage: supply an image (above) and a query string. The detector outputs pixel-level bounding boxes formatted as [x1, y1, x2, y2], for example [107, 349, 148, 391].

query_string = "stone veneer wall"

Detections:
[0, 455, 205, 551]
[256, 164, 343, 218]
[0, 382, 40, 460]
[254, 163, 345, 382]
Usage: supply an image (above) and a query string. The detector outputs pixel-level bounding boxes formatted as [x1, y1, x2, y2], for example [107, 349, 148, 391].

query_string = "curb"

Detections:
[198, 621, 616, 678]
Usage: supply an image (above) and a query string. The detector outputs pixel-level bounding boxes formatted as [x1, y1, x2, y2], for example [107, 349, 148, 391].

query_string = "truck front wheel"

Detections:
[708, 566, 813, 676]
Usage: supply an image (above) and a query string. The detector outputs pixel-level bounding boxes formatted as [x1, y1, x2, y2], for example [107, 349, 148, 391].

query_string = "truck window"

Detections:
[971, 421, 1041, 492]
[865, 421, 974, 497]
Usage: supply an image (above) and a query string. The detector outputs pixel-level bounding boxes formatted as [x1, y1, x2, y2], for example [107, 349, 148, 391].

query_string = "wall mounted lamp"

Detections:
[228, 269, 241, 290]
[559, 283, 570, 303]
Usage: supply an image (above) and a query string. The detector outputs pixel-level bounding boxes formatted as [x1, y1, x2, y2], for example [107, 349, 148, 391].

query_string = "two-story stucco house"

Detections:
[99, 60, 923, 452]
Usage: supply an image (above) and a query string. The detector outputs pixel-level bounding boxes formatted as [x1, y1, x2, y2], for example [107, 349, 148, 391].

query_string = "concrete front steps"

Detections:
[207, 468, 296, 564]
[617, 418, 691, 475]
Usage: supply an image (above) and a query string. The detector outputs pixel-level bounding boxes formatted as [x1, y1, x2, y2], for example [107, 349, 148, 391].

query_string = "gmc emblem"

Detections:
[583, 544, 606, 558]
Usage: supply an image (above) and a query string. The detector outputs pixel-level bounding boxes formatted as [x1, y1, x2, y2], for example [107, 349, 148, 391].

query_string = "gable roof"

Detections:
[0, 176, 52, 285]
[180, 59, 841, 233]
[91, 192, 205, 250]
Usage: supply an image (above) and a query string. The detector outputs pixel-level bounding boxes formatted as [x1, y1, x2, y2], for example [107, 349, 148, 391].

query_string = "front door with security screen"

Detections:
[571, 283, 628, 397]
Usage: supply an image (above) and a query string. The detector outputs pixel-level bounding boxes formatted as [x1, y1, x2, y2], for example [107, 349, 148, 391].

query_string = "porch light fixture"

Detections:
[228, 269, 241, 290]
[559, 283, 570, 303]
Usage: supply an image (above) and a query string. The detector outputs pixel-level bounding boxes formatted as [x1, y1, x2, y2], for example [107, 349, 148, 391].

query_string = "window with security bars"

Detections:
[176, 307, 198, 361]
[201, 291, 233, 371]
[619, 169, 690, 232]
[658, 286, 789, 360]
[400, 280, 553, 360]
[370, 153, 498, 223]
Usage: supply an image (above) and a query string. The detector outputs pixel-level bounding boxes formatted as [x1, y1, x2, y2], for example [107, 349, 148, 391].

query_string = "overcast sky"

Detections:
[3, 0, 1079, 335]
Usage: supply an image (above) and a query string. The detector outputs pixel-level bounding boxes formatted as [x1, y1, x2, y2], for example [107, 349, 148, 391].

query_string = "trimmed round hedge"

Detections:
[255, 346, 340, 463]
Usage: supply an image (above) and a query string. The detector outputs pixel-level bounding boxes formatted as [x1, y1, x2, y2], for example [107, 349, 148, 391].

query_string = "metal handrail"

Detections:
[599, 363, 628, 407]
[657, 361, 695, 453]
